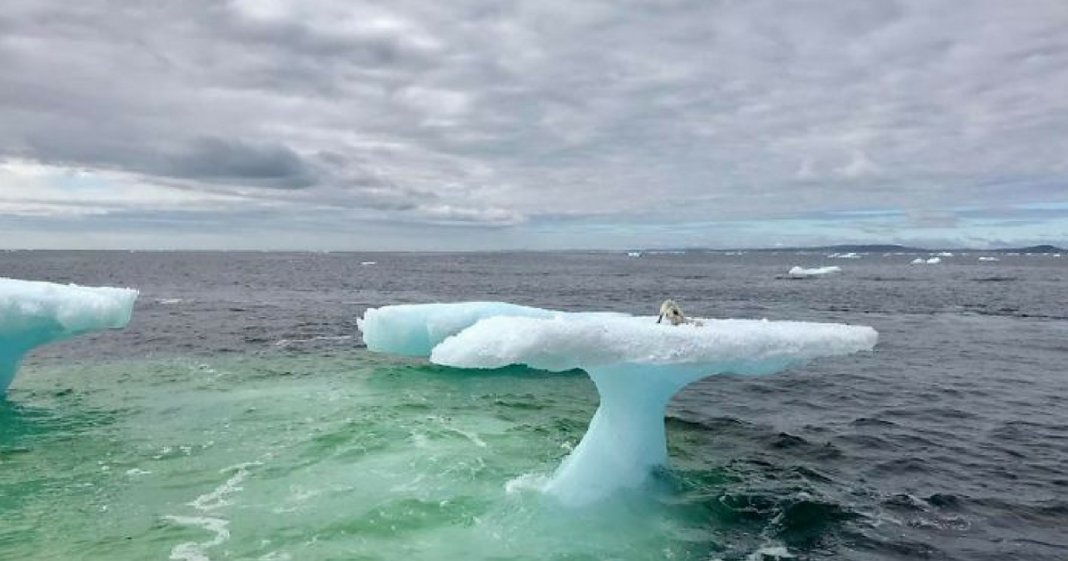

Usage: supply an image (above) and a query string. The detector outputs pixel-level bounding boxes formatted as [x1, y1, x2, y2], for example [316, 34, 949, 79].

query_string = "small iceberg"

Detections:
[911, 257, 941, 265]
[978, 256, 999, 262]
[828, 252, 861, 259]
[359, 302, 876, 506]
[935, 252, 954, 257]
[626, 251, 641, 258]
[787, 266, 841, 278]
[1, 278, 138, 392]
[360, 261, 377, 266]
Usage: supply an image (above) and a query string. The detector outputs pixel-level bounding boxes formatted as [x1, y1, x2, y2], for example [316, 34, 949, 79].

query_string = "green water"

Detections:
[1, 351, 733, 560]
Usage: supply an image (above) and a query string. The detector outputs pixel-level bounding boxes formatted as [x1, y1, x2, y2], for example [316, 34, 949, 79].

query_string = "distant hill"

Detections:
[776, 244, 927, 253]
[988, 245, 1064, 254]
[711, 244, 1064, 254]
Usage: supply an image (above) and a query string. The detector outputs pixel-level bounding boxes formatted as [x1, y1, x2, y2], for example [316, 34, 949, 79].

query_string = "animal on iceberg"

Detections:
[788, 266, 841, 278]
[0, 278, 138, 392]
[656, 299, 703, 326]
[358, 301, 877, 506]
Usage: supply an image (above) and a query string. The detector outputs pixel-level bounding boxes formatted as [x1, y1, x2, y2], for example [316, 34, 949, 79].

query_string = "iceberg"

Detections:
[359, 302, 877, 506]
[787, 265, 841, 278]
[0, 278, 138, 392]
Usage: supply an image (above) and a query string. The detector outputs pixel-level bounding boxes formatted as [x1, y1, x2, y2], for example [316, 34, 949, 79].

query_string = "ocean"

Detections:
[1, 250, 1066, 560]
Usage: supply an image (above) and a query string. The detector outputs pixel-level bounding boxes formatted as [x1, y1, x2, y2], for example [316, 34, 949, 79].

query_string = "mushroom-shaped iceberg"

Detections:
[359, 302, 877, 506]
[1, 278, 138, 392]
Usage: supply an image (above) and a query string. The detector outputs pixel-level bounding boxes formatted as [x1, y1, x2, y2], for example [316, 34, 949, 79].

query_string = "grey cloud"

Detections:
[167, 137, 316, 188]
[217, 6, 441, 68]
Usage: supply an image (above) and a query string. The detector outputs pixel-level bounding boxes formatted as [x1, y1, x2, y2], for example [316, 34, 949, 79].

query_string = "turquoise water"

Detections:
[1, 350, 745, 560]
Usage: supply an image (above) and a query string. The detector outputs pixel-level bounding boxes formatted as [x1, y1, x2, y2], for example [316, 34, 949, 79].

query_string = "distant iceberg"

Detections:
[1, 278, 138, 392]
[978, 256, 999, 262]
[787, 266, 841, 278]
[359, 302, 876, 506]
[911, 257, 941, 265]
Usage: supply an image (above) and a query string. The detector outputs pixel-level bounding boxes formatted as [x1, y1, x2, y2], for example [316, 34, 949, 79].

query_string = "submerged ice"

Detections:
[0, 278, 138, 391]
[359, 302, 877, 506]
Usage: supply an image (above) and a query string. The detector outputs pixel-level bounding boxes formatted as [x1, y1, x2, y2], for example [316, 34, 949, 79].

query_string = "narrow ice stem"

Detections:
[0, 341, 32, 392]
[544, 364, 709, 506]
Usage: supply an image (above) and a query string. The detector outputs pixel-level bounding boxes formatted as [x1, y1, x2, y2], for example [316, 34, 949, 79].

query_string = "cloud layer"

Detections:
[1, 0, 1067, 248]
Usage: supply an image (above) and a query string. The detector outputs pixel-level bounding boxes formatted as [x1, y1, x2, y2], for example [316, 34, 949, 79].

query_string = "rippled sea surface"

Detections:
[2, 250, 1066, 560]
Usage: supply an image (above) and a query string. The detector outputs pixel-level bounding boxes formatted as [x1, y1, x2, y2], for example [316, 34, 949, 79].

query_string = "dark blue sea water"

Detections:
[2, 250, 1066, 560]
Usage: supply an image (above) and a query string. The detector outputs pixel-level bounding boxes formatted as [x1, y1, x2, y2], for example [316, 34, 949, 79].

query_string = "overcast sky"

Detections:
[1, 0, 1067, 250]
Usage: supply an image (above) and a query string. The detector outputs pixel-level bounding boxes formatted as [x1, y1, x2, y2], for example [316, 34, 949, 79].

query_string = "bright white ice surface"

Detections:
[0, 278, 138, 391]
[359, 302, 877, 505]
[431, 314, 876, 374]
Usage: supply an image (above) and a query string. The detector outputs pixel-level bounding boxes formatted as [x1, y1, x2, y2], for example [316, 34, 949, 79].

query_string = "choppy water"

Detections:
[1, 250, 1066, 560]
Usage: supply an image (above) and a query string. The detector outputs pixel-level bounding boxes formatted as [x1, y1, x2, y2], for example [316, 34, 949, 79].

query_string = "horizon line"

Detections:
[1, 243, 1064, 254]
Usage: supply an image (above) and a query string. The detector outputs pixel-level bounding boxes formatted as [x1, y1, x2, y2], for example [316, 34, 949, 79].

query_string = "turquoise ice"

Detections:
[359, 302, 878, 506]
[0, 278, 138, 392]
